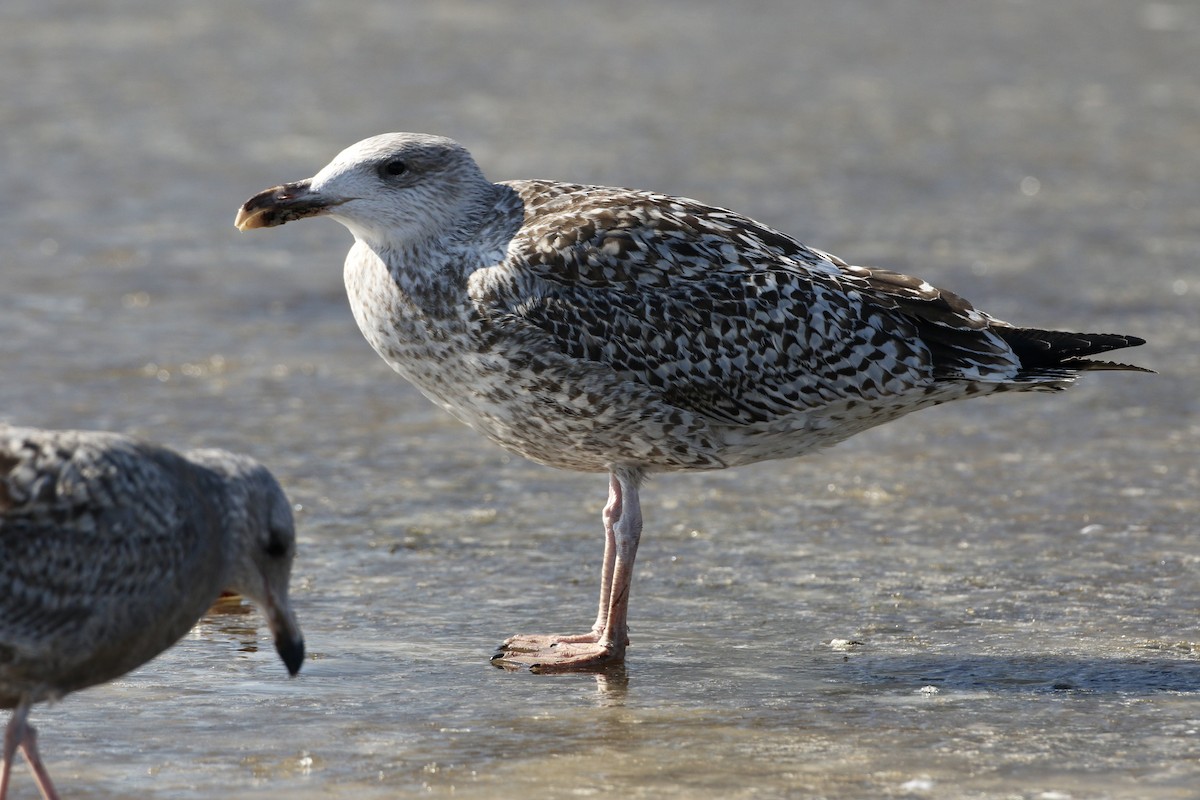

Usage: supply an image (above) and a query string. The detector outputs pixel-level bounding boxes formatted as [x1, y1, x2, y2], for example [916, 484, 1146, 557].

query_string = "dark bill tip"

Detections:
[275, 634, 306, 676]
[235, 180, 327, 230]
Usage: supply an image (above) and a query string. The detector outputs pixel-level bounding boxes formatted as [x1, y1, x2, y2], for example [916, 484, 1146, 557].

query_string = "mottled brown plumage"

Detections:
[237, 132, 1145, 671]
[0, 426, 303, 800]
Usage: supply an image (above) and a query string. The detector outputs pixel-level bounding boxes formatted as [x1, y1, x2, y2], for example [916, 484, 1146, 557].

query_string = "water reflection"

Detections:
[590, 667, 630, 705]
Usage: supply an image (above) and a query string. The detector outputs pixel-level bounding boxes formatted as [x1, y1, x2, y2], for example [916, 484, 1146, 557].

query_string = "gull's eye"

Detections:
[264, 529, 289, 559]
[379, 158, 408, 178]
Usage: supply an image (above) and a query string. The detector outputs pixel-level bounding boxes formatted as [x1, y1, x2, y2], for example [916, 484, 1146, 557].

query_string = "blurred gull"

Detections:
[0, 426, 303, 800]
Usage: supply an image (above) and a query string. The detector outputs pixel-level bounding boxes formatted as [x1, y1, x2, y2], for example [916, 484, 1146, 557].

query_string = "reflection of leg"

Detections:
[493, 467, 644, 672]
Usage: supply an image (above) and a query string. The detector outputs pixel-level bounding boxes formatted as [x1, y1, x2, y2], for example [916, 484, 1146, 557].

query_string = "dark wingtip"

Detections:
[999, 328, 1149, 374]
[1060, 359, 1156, 374]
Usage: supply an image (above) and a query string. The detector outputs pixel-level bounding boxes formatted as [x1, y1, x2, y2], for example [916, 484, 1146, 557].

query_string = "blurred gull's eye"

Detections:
[264, 530, 288, 559]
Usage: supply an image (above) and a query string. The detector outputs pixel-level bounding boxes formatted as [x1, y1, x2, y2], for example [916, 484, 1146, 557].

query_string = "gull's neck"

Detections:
[350, 181, 522, 298]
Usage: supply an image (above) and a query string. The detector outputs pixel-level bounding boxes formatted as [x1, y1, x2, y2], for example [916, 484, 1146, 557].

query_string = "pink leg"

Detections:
[493, 468, 643, 672]
[1, 709, 14, 800]
[3, 700, 61, 800]
[20, 726, 59, 800]
[589, 474, 621, 635]
[597, 471, 640, 652]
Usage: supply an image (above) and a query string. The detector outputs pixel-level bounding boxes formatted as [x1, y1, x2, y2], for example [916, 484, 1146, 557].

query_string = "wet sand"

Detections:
[1, 1, 1197, 797]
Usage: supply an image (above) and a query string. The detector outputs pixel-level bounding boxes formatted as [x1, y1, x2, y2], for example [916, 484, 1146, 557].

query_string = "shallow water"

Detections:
[2, 1, 1198, 798]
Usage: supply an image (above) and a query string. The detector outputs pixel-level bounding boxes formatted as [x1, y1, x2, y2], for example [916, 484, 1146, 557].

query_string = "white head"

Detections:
[235, 132, 495, 247]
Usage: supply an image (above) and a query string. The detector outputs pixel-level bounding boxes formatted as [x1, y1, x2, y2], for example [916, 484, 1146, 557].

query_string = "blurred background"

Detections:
[1, 1, 1197, 798]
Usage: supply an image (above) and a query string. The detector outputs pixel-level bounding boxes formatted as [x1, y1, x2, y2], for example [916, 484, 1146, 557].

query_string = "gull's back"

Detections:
[0, 426, 227, 707]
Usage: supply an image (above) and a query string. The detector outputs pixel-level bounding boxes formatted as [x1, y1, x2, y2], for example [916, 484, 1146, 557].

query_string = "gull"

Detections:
[236, 132, 1145, 672]
[1, 426, 304, 799]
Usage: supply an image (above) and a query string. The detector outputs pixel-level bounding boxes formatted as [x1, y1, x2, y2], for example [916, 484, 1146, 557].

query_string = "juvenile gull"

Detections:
[237, 132, 1146, 672]
[0, 426, 304, 800]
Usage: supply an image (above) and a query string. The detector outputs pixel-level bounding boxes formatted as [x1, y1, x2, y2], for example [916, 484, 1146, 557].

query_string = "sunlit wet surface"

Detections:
[2, 1, 1198, 797]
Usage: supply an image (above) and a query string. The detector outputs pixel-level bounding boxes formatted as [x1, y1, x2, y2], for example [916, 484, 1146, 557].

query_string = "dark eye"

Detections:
[379, 158, 408, 178]
[264, 530, 289, 559]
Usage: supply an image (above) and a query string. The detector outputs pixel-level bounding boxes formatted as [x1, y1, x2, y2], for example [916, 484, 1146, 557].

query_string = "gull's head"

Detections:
[188, 449, 305, 677]
[235, 132, 492, 246]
